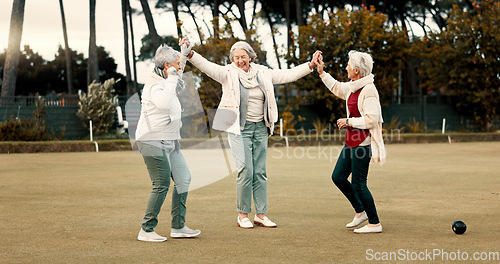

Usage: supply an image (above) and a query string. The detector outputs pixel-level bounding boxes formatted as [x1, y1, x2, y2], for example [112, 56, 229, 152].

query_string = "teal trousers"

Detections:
[228, 121, 268, 214]
[138, 141, 191, 231]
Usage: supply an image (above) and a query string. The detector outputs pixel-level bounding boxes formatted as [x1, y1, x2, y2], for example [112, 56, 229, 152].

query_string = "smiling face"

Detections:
[232, 48, 251, 72]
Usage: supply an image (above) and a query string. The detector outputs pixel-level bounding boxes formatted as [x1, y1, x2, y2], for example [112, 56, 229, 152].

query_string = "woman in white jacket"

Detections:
[185, 40, 321, 228]
[317, 51, 386, 234]
[135, 44, 200, 242]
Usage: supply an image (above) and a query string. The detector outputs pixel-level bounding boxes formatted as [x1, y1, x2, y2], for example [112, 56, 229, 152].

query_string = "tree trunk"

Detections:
[121, 0, 133, 96]
[1, 0, 26, 97]
[59, 0, 74, 94]
[262, 2, 282, 69]
[87, 0, 99, 86]
[139, 0, 161, 50]
[235, 0, 248, 34]
[127, 0, 138, 93]
[182, 0, 203, 42]
[284, 0, 292, 63]
[211, 0, 220, 39]
[295, 0, 304, 27]
[172, 0, 183, 38]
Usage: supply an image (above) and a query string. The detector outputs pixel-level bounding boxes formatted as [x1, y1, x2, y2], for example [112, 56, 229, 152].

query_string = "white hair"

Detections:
[348, 50, 373, 77]
[229, 41, 257, 62]
[154, 44, 180, 69]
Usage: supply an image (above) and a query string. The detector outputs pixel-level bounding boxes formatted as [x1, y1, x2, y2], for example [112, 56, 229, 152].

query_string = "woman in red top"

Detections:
[316, 51, 385, 233]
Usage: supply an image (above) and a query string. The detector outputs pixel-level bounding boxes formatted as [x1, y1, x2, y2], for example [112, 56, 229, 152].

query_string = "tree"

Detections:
[1, 0, 26, 97]
[139, 0, 162, 50]
[121, 0, 134, 96]
[77, 78, 119, 136]
[289, 8, 411, 122]
[419, 0, 499, 131]
[0, 45, 126, 96]
[58, 0, 74, 94]
[88, 0, 99, 85]
[127, 0, 138, 93]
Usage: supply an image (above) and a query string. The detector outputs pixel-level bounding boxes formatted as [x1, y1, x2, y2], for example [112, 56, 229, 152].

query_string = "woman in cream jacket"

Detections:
[317, 50, 386, 234]
[185, 40, 321, 228]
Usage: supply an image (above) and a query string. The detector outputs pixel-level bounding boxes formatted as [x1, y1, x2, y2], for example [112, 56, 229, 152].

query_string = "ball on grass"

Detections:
[452, 220, 467, 234]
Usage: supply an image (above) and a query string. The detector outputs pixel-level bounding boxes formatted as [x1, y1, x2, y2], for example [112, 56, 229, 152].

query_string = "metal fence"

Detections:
[0, 95, 130, 108]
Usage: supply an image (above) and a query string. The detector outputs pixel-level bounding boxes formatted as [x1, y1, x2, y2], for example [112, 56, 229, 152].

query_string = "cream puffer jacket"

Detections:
[135, 71, 182, 141]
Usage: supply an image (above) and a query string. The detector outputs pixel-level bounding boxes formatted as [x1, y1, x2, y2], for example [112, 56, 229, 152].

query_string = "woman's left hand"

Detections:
[337, 118, 349, 129]
[309, 50, 322, 70]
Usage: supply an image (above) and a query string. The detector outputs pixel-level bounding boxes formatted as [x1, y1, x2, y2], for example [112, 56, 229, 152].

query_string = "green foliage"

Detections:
[137, 35, 180, 61]
[383, 115, 405, 133]
[418, 0, 499, 131]
[311, 118, 330, 135]
[290, 7, 411, 122]
[0, 96, 63, 141]
[405, 118, 425, 133]
[0, 45, 126, 96]
[277, 105, 306, 135]
[77, 78, 119, 136]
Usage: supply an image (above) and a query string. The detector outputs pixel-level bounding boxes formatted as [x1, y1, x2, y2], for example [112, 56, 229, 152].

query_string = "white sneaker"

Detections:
[170, 226, 201, 238]
[237, 216, 254, 229]
[254, 215, 277, 228]
[354, 224, 383, 234]
[137, 229, 167, 242]
[346, 213, 368, 228]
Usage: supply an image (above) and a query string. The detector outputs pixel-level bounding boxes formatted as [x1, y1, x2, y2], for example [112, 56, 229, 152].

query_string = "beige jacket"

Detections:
[320, 72, 386, 164]
[189, 51, 312, 135]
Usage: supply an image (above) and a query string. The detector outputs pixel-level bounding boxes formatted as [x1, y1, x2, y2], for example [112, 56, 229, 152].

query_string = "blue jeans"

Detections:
[137, 141, 191, 231]
[331, 145, 380, 224]
[228, 121, 268, 214]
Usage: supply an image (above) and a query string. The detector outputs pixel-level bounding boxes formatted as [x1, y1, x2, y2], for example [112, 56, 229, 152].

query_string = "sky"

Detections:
[0, 0, 284, 85]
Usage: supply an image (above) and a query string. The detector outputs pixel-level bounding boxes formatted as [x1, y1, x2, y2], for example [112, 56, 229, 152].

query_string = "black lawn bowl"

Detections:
[452, 220, 467, 235]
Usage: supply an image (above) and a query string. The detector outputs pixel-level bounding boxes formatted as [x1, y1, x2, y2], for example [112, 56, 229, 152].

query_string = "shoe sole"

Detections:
[137, 237, 167, 242]
[346, 218, 368, 228]
[353, 230, 382, 234]
[170, 232, 201, 238]
[237, 223, 253, 229]
[254, 221, 277, 228]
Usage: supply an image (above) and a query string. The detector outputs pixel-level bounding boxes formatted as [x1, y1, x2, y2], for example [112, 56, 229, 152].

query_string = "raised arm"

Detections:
[187, 51, 227, 84]
[150, 68, 180, 110]
[317, 56, 349, 100]
[270, 50, 322, 84]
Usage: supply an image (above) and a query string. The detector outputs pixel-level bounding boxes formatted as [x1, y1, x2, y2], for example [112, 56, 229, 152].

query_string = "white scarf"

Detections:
[231, 62, 259, 88]
[347, 74, 374, 94]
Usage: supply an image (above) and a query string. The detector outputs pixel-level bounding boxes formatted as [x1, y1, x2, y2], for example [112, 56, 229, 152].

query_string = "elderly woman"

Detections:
[184, 40, 321, 228]
[135, 43, 200, 241]
[316, 51, 386, 233]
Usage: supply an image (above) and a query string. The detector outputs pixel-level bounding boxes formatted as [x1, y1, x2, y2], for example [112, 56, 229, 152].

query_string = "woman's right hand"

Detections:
[167, 66, 178, 76]
[179, 37, 194, 59]
[317, 55, 324, 75]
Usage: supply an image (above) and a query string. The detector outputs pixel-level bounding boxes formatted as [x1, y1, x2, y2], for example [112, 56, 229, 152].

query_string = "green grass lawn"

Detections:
[1, 142, 499, 263]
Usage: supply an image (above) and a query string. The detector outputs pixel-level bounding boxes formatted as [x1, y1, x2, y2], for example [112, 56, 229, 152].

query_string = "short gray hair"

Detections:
[154, 44, 180, 69]
[348, 50, 373, 77]
[229, 41, 257, 62]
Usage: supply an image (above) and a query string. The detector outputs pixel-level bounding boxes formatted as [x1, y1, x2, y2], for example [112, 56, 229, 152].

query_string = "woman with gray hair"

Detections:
[184, 39, 322, 229]
[316, 50, 386, 233]
[135, 43, 200, 242]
